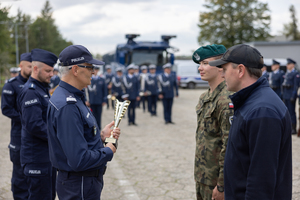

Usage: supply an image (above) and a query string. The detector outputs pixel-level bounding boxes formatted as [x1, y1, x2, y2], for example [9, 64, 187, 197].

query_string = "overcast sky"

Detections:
[1, 0, 300, 56]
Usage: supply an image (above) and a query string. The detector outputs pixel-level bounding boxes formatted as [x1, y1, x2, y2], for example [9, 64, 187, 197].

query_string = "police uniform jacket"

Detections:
[282, 69, 300, 100]
[17, 77, 51, 164]
[224, 77, 292, 199]
[158, 73, 178, 98]
[145, 74, 159, 95]
[49, 75, 60, 89]
[47, 81, 113, 172]
[270, 70, 284, 90]
[111, 75, 124, 97]
[88, 76, 107, 105]
[104, 73, 113, 86]
[195, 81, 233, 187]
[1, 74, 27, 163]
[123, 75, 140, 100]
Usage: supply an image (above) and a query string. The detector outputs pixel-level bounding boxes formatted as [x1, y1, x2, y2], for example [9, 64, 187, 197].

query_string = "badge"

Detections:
[229, 116, 233, 125]
[94, 126, 97, 136]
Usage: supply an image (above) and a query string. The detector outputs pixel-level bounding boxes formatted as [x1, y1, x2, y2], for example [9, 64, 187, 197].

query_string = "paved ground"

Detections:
[1, 88, 300, 199]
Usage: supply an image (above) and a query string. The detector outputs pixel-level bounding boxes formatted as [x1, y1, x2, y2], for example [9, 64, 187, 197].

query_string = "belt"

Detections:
[58, 166, 107, 177]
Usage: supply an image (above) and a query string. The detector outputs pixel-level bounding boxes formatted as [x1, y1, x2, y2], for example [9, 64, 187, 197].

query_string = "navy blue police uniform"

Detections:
[88, 73, 107, 130]
[47, 44, 113, 200]
[111, 68, 125, 101]
[123, 65, 140, 125]
[145, 65, 159, 116]
[49, 69, 60, 89]
[282, 58, 300, 134]
[159, 63, 178, 124]
[139, 65, 148, 112]
[104, 65, 114, 109]
[17, 49, 57, 200]
[1, 53, 31, 200]
[269, 59, 284, 97]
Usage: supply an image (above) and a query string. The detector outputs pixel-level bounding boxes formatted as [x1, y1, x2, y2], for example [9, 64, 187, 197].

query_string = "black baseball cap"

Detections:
[209, 44, 264, 69]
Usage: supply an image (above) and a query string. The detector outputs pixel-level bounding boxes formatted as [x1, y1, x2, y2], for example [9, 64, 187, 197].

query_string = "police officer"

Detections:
[261, 63, 269, 81]
[47, 45, 120, 200]
[49, 67, 60, 94]
[10, 67, 20, 77]
[86, 66, 107, 130]
[269, 59, 284, 97]
[123, 64, 140, 125]
[104, 65, 114, 109]
[158, 63, 178, 124]
[282, 58, 300, 135]
[111, 67, 125, 101]
[1, 53, 32, 199]
[139, 65, 148, 112]
[145, 64, 159, 116]
[17, 49, 57, 200]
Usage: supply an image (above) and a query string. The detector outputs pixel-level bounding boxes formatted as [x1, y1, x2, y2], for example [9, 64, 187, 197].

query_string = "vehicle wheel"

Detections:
[187, 82, 195, 89]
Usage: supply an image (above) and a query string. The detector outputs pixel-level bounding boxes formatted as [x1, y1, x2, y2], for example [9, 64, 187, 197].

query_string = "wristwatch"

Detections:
[217, 185, 224, 192]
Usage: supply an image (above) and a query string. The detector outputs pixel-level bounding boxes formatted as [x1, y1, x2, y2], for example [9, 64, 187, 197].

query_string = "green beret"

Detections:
[192, 44, 226, 64]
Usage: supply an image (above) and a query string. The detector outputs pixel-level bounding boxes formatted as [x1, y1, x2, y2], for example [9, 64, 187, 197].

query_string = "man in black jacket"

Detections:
[209, 44, 292, 199]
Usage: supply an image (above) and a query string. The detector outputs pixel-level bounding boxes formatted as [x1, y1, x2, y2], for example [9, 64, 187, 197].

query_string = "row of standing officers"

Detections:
[85, 62, 178, 130]
[262, 58, 300, 135]
[0, 46, 178, 199]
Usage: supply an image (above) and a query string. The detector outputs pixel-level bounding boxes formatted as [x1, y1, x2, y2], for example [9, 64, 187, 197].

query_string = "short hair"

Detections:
[232, 63, 262, 79]
[59, 65, 71, 77]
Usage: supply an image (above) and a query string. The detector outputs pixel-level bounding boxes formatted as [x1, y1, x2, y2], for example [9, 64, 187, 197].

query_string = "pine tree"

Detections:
[198, 0, 272, 48]
[283, 5, 300, 40]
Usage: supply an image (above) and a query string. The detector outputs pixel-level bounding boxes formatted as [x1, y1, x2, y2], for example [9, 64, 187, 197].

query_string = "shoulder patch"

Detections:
[8, 77, 17, 82]
[2, 89, 13, 95]
[24, 98, 39, 107]
[66, 94, 77, 103]
[29, 83, 36, 89]
[229, 102, 234, 109]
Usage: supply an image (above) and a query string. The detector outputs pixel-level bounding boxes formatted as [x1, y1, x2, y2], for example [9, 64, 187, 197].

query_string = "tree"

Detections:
[283, 5, 300, 40]
[28, 1, 72, 56]
[198, 0, 272, 48]
[0, 4, 14, 73]
[14, 9, 32, 55]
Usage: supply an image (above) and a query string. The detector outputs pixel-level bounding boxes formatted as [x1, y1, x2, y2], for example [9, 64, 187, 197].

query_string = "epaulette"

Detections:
[66, 93, 77, 104]
[29, 83, 36, 89]
[8, 77, 17, 83]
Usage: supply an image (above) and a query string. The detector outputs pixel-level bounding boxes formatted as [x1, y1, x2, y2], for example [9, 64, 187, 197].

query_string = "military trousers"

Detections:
[12, 162, 29, 200]
[128, 100, 137, 124]
[196, 181, 214, 200]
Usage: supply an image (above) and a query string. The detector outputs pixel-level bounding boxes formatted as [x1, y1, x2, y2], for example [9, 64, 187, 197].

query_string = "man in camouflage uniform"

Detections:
[192, 44, 234, 200]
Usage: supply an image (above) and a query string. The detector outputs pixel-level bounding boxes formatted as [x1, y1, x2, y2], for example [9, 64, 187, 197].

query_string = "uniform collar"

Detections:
[230, 77, 268, 110]
[29, 76, 49, 89]
[59, 80, 84, 98]
[18, 73, 28, 83]
[202, 81, 226, 102]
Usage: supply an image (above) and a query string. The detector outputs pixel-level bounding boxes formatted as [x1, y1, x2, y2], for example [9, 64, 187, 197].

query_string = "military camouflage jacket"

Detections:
[194, 81, 233, 187]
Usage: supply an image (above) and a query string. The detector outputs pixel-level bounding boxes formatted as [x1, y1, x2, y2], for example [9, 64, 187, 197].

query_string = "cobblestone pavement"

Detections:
[1, 89, 300, 199]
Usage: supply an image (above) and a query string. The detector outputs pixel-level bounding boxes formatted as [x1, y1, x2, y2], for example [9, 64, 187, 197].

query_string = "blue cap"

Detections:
[59, 45, 105, 66]
[31, 48, 58, 67]
[287, 58, 296, 64]
[272, 59, 280, 65]
[163, 63, 172, 69]
[106, 65, 111, 69]
[20, 53, 32, 62]
[94, 65, 100, 70]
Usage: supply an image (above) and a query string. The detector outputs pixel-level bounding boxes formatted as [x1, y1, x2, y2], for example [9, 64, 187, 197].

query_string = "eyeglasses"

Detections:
[77, 65, 95, 71]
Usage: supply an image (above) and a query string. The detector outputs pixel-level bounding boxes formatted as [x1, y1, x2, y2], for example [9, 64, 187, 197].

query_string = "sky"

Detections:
[1, 0, 300, 56]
